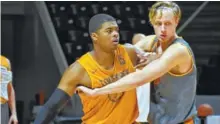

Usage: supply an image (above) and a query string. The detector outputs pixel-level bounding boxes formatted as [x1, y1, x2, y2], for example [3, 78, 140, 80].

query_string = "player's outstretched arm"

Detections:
[78, 43, 188, 96]
[34, 62, 84, 124]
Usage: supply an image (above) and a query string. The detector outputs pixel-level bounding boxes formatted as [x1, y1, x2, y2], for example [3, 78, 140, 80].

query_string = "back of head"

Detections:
[149, 1, 181, 24]
[89, 14, 116, 34]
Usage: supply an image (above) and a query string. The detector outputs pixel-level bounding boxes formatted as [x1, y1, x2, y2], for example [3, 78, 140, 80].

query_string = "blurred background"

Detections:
[1, 1, 220, 124]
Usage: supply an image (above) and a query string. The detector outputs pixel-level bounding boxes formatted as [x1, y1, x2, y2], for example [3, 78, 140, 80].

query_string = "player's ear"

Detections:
[175, 16, 179, 27]
[91, 33, 98, 43]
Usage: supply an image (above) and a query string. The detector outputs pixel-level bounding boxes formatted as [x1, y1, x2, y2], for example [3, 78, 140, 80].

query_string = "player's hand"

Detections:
[77, 86, 98, 97]
[135, 52, 160, 69]
[8, 114, 18, 124]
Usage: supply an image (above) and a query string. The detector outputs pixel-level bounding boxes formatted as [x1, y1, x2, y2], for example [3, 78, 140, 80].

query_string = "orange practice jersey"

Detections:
[77, 45, 139, 124]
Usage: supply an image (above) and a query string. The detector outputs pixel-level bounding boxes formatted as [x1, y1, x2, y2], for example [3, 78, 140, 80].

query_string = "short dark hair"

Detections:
[89, 14, 116, 34]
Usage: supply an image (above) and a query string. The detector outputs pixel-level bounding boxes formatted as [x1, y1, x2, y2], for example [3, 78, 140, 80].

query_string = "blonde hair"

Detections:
[149, 1, 181, 24]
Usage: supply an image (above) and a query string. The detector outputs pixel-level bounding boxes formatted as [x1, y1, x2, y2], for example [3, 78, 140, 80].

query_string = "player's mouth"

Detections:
[112, 39, 119, 45]
[160, 34, 167, 39]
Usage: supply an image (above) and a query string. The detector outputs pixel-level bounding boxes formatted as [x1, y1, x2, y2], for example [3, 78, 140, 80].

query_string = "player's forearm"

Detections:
[34, 88, 70, 124]
[8, 83, 17, 115]
[95, 59, 167, 95]
[95, 71, 146, 95]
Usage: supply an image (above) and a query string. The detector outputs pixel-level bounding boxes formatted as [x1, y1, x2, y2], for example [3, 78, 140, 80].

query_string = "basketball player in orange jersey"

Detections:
[78, 1, 198, 124]
[34, 14, 157, 124]
[1, 55, 18, 124]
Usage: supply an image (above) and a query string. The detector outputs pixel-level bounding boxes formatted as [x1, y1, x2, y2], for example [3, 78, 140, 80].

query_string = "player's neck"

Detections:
[91, 48, 115, 70]
[160, 34, 178, 50]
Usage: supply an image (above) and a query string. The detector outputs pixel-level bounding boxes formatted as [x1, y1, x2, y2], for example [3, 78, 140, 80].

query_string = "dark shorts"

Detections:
[1, 103, 9, 124]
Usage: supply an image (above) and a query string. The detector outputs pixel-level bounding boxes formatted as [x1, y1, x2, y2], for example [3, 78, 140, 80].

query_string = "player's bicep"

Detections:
[134, 35, 155, 52]
[134, 38, 147, 49]
[137, 46, 186, 82]
[58, 62, 83, 96]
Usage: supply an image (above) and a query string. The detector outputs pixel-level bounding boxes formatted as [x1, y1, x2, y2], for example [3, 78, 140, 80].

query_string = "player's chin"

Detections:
[111, 44, 119, 50]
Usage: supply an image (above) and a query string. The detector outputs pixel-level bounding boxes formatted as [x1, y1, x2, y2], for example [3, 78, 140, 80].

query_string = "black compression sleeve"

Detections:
[33, 88, 70, 124]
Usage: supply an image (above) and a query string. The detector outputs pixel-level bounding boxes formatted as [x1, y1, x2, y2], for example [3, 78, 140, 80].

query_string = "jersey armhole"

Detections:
[168, 43, 194, 77]
[76, 60, 94, 88]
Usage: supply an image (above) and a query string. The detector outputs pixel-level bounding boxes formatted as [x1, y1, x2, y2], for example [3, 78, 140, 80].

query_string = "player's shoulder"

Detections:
[68, 61, 86, 74]
[121, 44, 138, 66]
[171, 40, 189, 51]
[165, 42, 189, 57]
[65, 61, 87, 80]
